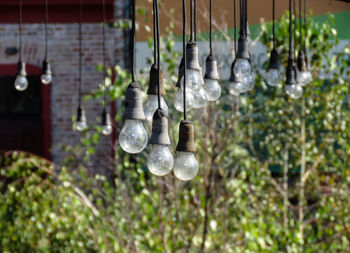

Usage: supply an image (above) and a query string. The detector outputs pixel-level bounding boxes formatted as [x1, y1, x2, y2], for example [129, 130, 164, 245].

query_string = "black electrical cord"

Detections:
[102, 0, 107, 108]
[78, 0, 83, 107]
[131, 0, 136, 82]
[190, 0, 193, 42]
[303, 0, 307, 52]
[244, 0, 248, 37]
[293, 0, 297, 59]
[18, 0, 22, 61]
[44, 0, 48, 59]
[194, 0, 197, 42]
[272, 0, 276, 47]
[182, 0, 187, 120]
[288, 0, 293, 60]
[234, 0, 237, 54]
[299, 0, 302, 48]
[155, 0, 161, 109]
[209, 0, 212, 55]
[153, 0, 157, 64]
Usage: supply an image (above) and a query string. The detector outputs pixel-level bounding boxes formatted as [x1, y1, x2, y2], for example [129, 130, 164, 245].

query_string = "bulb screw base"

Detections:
[17, 61, 27, 76]
[149, 108, 171, 145]
[236, 37, 250, 59]
[186, 42, 200, 71]
[176, 120, 196, 153]
[268, 48, 279, 69]
[176, 57, 184, 88]
[77, 106, 87, 123]
[147, 63, 166, 95]
[42, 59, 52, 75]
[297, 50, 307, 72]
[123, 82, 146, 120]
[204, 54, 219, 80]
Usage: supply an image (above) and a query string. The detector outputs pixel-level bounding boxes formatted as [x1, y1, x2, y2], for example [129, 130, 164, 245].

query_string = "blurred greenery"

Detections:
[1, 10, 350, 253]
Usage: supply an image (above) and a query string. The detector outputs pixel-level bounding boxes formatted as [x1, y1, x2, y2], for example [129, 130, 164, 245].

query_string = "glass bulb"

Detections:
[102, 124, 112, 136]
[119, 119, 148, 154]
[144, 95, 168, 123]
[183, 69, 202, 91]
[173, 152, 199, 181]
[233, 58, 251, 79]
[204, 79, 221, 101]
[174, 88, 194, 112]
[298, 71, 312, 86]
[14, 75, 28, 91]
[76, 121, 87, 132]
[285, 84, 303, 99]
[229, 82, 241, 96]
[265, 69, 281, 86]
[192, 87, 208, 108]
[147, 145, 174, 176]
[240, 73, 256, 93]
[41, 74, 52, 85]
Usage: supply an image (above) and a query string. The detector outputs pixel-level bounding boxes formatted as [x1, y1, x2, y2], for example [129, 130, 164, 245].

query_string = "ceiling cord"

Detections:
[78, 0, 83, 106]
[19, 0, 23, 61]
[209, 0, 212, 55]
[182, 0, 187, 120]
[233, 0, 237, 54]
[44, 0, 48, 59]
[102, 0, 107, 108]
[131, 0, 136, 82]
[272, 0, 276, 47]
[194, 0, 197, 42]
[155, 0, 161, 110]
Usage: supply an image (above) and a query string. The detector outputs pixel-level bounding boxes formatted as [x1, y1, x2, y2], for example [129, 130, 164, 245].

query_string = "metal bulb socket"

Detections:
[17, 61, 27, 76]
[147, 63, 166, 95]
[123, 82, 146, 120]
[77, 106, 87, 123]
[204, 54, 219, 80]
[186, 42, 201, 71]
[102, 108, 112, 127]
[42, 58, 52, 76]
[285, 58, 296, 85]
[268, 48, 279, 70]
[236, 37, 250, 59]
[176, 120, 196, 153]
[149, 108, 171, 145]
[297, 50, 307, 72]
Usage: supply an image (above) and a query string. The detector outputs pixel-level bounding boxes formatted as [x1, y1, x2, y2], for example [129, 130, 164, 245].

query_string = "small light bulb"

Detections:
[173, 152, 199, 181]
[265, 69, 282, 87]
[76, 121, 87, 132]
[144, 95, 168, 123]
[204, 79, 221, 101]
[41, 74, 52, 85]
[298, 71, 312, 86]
[147, 144, 174, 176]
[233, 58, 251, 79]
[240, 73, 256, 93]
[14, 75, 28, 91]
[101, 124, 112, 136]
[192, 87, 208, 108]
[174, 88, 194, 112]
[119, 119, 148, 154]
[229, 81, 243, 96]
[184, 69, 202, 91]
[285, 84, 303, 99]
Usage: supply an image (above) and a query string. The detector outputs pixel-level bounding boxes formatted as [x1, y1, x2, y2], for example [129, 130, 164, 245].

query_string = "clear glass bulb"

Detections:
[173, 152, 199, 181]
[174, 88, 194, 112]
[76, 121, 87, 132]
[285, 84, 303, 99]
[144, 95, 168, 123]
[119, 119, 148, 154]
[102, 124, 112, 136]
[240, 73, 256, 93]
[14, 75, 28, 91]
[229, 82, 241, 96]
[233, 58, 251, 79]
[298, 71, 312, 86]
[41, 74, 52, 85]
[147, 145, 174, 176]
[192, 87, 208, 108]
[204, 79, 221, 101]
[184, 69, 202, 91]
[265, 69, 281, 86]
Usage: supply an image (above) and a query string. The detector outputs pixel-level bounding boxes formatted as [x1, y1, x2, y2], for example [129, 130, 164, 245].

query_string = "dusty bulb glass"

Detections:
[298, 71, 312, 86]
[14, 75, 28, 91]
[119, 119, 148, 154]
[174, 88, 194, 112]
[76, 121, 87, 132]
[192, 87, 208, 108]
[233, 58, 251, 79]
[147, 144, 174, 176]
[285, 84, 303, 99]
[173, 152, 199, 181]
[101, 124, 112, 136]
[240, 73, 256, 93]
[266, 69, 282, 86]
[144, 95, 168, 123]
[204, 79, 221, 101]
[41, 74, 52, 85]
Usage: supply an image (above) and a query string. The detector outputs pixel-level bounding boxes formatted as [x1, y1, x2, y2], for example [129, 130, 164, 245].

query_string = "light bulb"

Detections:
[285, 84, 303, 99]
[192, 87, 208, 108]
[240, 73, 256, 93]
[102, 124, 112, 136]
[184, 69, 202, 91]
[144, 95, 168, 123]
[14, 75, 28, 91]
[265, 69, 281, 86]
[76, 121, 87, 132]
[204, 79, 221, 101]
[233, 58, 251, 79]
[119, 119, 148, 154]
[41, 74, 52, 85]
[174, 88, 194, 112]
[173, 152, 199, 181]
[229, 82, 241, 96]
[147, 144, 174, 176]
[298, 71, 312, 86]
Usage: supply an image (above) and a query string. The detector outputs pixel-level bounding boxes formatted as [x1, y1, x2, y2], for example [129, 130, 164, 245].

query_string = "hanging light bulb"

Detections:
[14, 61, 28, 91]
[147, 109, 174, 176]
[203, 54, 221, 101]
[240, 70, 256, 92]
[119, 82, 148, 154]
[192, 86, 208, 108]
[101, 108, 112, 136]
[285, 59, 303, 99]
[144, 64, 168, 123]
[174, 87, 194, 112]
[266, 49, 282, 87]
[76, 106, 87, 131]
[185, 42, 202, 92]
[41, 59, 52, 84]
[173, 120, 198, 181]
[297, 50, 312, 86]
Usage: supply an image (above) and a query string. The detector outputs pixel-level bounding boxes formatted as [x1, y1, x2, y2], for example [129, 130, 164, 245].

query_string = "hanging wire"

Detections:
[272, 0, 276, 48]
[190, 0, 193, 42]
[44, 0, 48, 59]
[233, 0, 237, 54]
[293, 0, 297, 60]
[18, 0, 23, 61]
[303, 0, 307, 52]
[209, 0, 212, 55]
[131, 0, 136, 82]
[194, 0, 197, 42]
[288, 0, 293, 60]
[155, 0, 161, 109]
[102, 0, 107, 108]
[78, 0, 83, 106]
[153, 0, 157, 64]
[182, 0, 187, 120]
[299, 0, 302, 47]
[244, 0, 248, 37]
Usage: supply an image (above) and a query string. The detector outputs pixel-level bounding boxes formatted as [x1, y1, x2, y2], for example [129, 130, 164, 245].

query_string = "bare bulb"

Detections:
[182, 69, 202, 91]
[119, 119, 148, 154]
[144, 95, 168, 123]
[14, 75, 28, 91]
[192, 87, 208, 108]
[204, 79, 221, 101]
[173, 152, 199, 181]
[147, 145, 174, 176]
[41, 74, 52, 85]
[174, 88, 194, 112]
[101, 124, 112, 136]
[265, 69, 281, 86]
[240, 73, 256, 93]
[285, 84, 303, 99]
[233, 58, 251, 79]
[229, 81, 244, 96]
[76, 121, 87, 132]
[298, 71, 312, 86]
